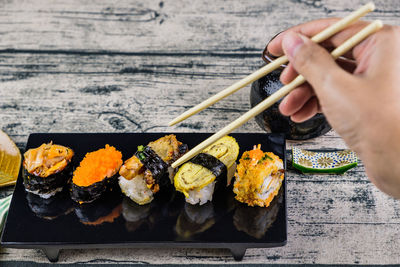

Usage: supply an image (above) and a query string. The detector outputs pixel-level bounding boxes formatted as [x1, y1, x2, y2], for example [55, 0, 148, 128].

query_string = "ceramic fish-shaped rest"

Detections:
[292, 147, 358, 174]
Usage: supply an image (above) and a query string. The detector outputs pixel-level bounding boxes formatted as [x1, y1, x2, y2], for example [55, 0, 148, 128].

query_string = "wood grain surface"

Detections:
[1, 0, 399, 265]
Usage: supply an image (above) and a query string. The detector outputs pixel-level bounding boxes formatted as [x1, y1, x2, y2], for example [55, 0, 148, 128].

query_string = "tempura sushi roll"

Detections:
[233, 145, 284, 207]
[71, 145, 123, 204]
[174, 136, 239, 205]
[22, 142, 74, 199]
[118, 134, 188, 205]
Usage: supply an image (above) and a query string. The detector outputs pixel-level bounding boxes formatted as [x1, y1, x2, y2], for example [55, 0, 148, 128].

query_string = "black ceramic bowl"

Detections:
[250, 68, 331, 140]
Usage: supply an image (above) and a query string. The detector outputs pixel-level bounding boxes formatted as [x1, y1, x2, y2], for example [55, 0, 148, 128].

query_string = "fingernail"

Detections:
[282, 32, 307, 60]
[279, 97, 288, 114]
[279, 97, 287, 108]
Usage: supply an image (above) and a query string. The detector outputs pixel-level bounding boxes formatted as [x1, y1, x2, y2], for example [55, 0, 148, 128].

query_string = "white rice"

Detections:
[118, 174, 154, 205]
[257, 160, 284, 201]
[257, 175, 279, 201]
[185, 181, 215, 205]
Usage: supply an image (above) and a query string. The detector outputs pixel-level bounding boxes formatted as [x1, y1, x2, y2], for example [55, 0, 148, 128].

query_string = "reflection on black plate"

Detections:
[233, 188, 283, 239]
[122, 197, 156, 232]
[74, 185, 123, 226]
[26, 188, 74, 220]
[175, 202, 215, 240]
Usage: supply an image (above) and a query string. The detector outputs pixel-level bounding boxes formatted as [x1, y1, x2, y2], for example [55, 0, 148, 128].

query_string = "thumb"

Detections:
[282, 31, 351, 96]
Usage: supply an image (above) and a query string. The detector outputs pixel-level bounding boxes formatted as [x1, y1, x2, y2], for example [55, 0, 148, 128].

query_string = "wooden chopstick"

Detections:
[168, 2, 375, 127]
[171, 20, 383, 169]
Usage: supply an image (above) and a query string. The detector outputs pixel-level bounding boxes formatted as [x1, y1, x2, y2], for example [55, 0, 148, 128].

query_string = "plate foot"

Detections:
[230, 247, 246, 261]
[42, 248, 60, 262]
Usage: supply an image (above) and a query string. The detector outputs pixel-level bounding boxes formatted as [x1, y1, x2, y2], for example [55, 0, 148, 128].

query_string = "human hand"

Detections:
[267, 19, 400, 198]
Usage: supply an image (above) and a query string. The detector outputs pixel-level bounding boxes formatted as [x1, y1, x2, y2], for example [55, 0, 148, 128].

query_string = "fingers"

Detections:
[278, 58, 353, 123]
[280, 57, 356, 85]
[280, 63, 297, 84]
[352, 25, 400, 76]
[290, 97, 320, 123]
[267, 18, 370, 60]
[281, 32, 351, 97]
[279, 84, 314, 116]
[268, 18, 380, 125]
[267, 18, 340, 56]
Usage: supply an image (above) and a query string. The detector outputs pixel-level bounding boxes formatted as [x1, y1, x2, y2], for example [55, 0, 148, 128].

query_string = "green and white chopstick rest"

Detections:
[292, 147, 358, 174]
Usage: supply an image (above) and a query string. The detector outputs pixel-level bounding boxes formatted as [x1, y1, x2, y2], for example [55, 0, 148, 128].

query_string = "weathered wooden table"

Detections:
[1, 0, 399, 265]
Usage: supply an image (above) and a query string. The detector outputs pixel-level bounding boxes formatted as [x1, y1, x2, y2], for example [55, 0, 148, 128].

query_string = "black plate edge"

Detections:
[1, 241, 287, 249]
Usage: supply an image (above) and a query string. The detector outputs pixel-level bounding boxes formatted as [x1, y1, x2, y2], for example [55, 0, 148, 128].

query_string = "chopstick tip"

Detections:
[366, 2, 375, 12]
[171, 161, 180, 169]
[374, 19, 383, 28]
[169, 113, 188, 126]
[168, 119, 179, 126]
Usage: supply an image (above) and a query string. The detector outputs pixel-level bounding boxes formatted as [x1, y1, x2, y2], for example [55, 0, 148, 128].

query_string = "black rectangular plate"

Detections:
[1, 133, 286, 260]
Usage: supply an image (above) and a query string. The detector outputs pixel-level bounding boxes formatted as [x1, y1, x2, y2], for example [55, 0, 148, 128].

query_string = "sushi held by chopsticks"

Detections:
[23, 142, 74, 199]
[118, 134, 188, 205]
[233, 145, 284, 207]
[174, 136, 239, 205]
[71, 145, 123, 204]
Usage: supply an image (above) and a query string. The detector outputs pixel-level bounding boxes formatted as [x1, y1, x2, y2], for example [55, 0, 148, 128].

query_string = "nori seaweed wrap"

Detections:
[71, 145, 123, 204]
[135, 145, 169, 187]
[22, 143, 74, 199]
[70, 173, 119, 203]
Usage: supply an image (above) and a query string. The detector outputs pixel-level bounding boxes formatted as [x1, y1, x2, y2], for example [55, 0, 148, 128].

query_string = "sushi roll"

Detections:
[174, 136, 239, 205]
[118, 134, 188, 205]
[22, 142, 74, 199]
[233, 144, 284, 207]
[71, 145, 123, 204]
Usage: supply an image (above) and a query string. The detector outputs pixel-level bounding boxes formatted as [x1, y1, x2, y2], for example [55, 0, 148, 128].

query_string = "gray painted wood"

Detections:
[0, 0, 398, 52]
[0, 0, 399, 264]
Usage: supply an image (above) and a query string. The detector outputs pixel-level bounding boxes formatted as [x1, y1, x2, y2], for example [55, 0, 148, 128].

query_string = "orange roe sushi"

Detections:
[233, 145, 284, 207]
[71, 145, 122, 204]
